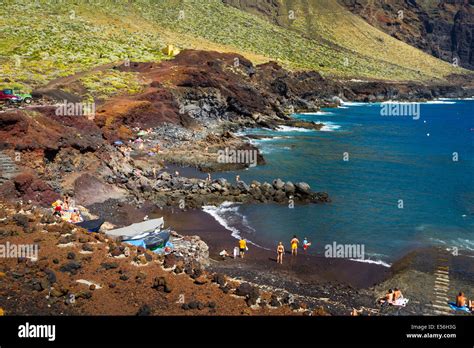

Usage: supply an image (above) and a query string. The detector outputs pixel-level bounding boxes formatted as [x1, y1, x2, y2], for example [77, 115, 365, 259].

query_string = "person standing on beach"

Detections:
[239, 238, 247, 258]
[277, 242, 284, 264]
[291, 235, 300, 256]
[303, 237, 311, 252]
[233, 246, 239, 259]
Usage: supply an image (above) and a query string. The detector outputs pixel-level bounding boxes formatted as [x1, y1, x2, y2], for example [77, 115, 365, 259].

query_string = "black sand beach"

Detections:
[88, 199, 389, 287]
[87, 199, 474, 315]
[87, 199, 393, 314]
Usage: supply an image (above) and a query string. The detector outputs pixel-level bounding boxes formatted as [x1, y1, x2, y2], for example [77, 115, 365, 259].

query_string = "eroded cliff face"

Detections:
[223, 0, 473, 70]
[340, 0, 474, 69]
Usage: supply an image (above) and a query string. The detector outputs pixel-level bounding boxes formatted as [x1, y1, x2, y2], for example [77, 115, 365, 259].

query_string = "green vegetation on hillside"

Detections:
[0, 1, 168, 91]
[0, 0, 467, 92]
[79, 70, 145, 101]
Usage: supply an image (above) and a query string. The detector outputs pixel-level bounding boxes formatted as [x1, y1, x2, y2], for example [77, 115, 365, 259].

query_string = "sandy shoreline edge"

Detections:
[88, 200, 390, 289]
[87, 198, 474, 315]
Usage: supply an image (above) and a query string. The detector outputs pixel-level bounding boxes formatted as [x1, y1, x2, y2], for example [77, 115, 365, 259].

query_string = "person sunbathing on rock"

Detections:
[63, 195, 70, 210]
[378, 289, 394, 305]
[393, 288, 403, 301]
[70, 209, 82, 223]
[52, 201, 63, 217]
[456, 292, 467, 308]
[219, 249, 230, 260]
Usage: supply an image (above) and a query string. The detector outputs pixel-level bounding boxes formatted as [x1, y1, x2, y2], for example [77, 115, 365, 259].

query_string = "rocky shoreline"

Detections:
[2, 197, 473, 316]
[1, 49, 473, 316]
[0, 201, 303, 315]
[1, 50, 473, 211]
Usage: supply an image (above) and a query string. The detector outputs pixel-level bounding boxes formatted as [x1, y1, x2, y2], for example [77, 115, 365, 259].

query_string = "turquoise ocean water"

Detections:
[203, 100, 474, 265]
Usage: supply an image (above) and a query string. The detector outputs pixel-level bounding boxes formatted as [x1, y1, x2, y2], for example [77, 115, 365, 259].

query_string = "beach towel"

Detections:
[448, 302, 471, 312]
[144, 229, 171, 250]
[152, 241, 173, 255]
[75, 218, 104, 232]
[123, 238, 146, 249]
[392, 298, 409, 307]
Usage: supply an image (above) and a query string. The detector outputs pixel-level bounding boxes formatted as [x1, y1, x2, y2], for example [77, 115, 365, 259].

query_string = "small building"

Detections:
[161, 44, 180, 57]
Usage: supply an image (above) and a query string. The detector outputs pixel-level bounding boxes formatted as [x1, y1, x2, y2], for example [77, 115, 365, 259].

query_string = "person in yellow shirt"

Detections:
[290, 235, 300, 256]
[238, 238, 247, 258]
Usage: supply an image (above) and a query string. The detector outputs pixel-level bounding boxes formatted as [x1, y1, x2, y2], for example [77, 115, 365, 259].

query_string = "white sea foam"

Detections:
[202, 202, 241, 239]
[439, 97, 474, 100]
[424, 100, 456, 104]
[276, 126, 313, 132]
[349, 258, 391, 268]
[341, 101, 367, 106]
[253, 136, 286, 142]
[299, 111, 334, 115]
[259, 147, 273, 155]
[202, 202, 267, 249]
[433, 238, 474, 252]
[415, 224, 430, 231]
[381, 100, 420, 104]
[320, 122, 341, 132]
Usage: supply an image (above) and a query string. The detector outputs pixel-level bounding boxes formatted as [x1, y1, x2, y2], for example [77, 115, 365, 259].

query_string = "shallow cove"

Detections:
[208, 100, 474, 265]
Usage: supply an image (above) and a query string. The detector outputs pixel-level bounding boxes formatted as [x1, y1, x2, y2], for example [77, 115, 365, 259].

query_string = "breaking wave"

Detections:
[202, 202, 268, 249]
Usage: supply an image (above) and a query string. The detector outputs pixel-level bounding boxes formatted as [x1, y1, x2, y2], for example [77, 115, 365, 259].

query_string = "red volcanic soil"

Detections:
[0, 201, 300, 316]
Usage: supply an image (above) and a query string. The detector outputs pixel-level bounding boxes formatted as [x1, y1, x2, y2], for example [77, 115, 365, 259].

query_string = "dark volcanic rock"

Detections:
[235, 282, 260, 306]
[295, 182, 311, 194]
[67, 252, 76, 260]
[136, 304, 151, 316]
[270, 294, 281, 307]
[100, 262, 119, 270]
[44, 268, 57, 285]
[152, 276, 172, 293]
[59, 261, 81, 274]
[82, 243, 94, 252]
[13, 214, 29, 228]
[213, 273, 227, 287]
[163, 254, 176, 268]
[272, 178, 285, 190]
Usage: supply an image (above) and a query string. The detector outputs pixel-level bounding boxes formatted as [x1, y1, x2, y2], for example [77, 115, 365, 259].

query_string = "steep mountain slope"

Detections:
[340, 0, 474, 70]
[0, 0, 468, 93]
